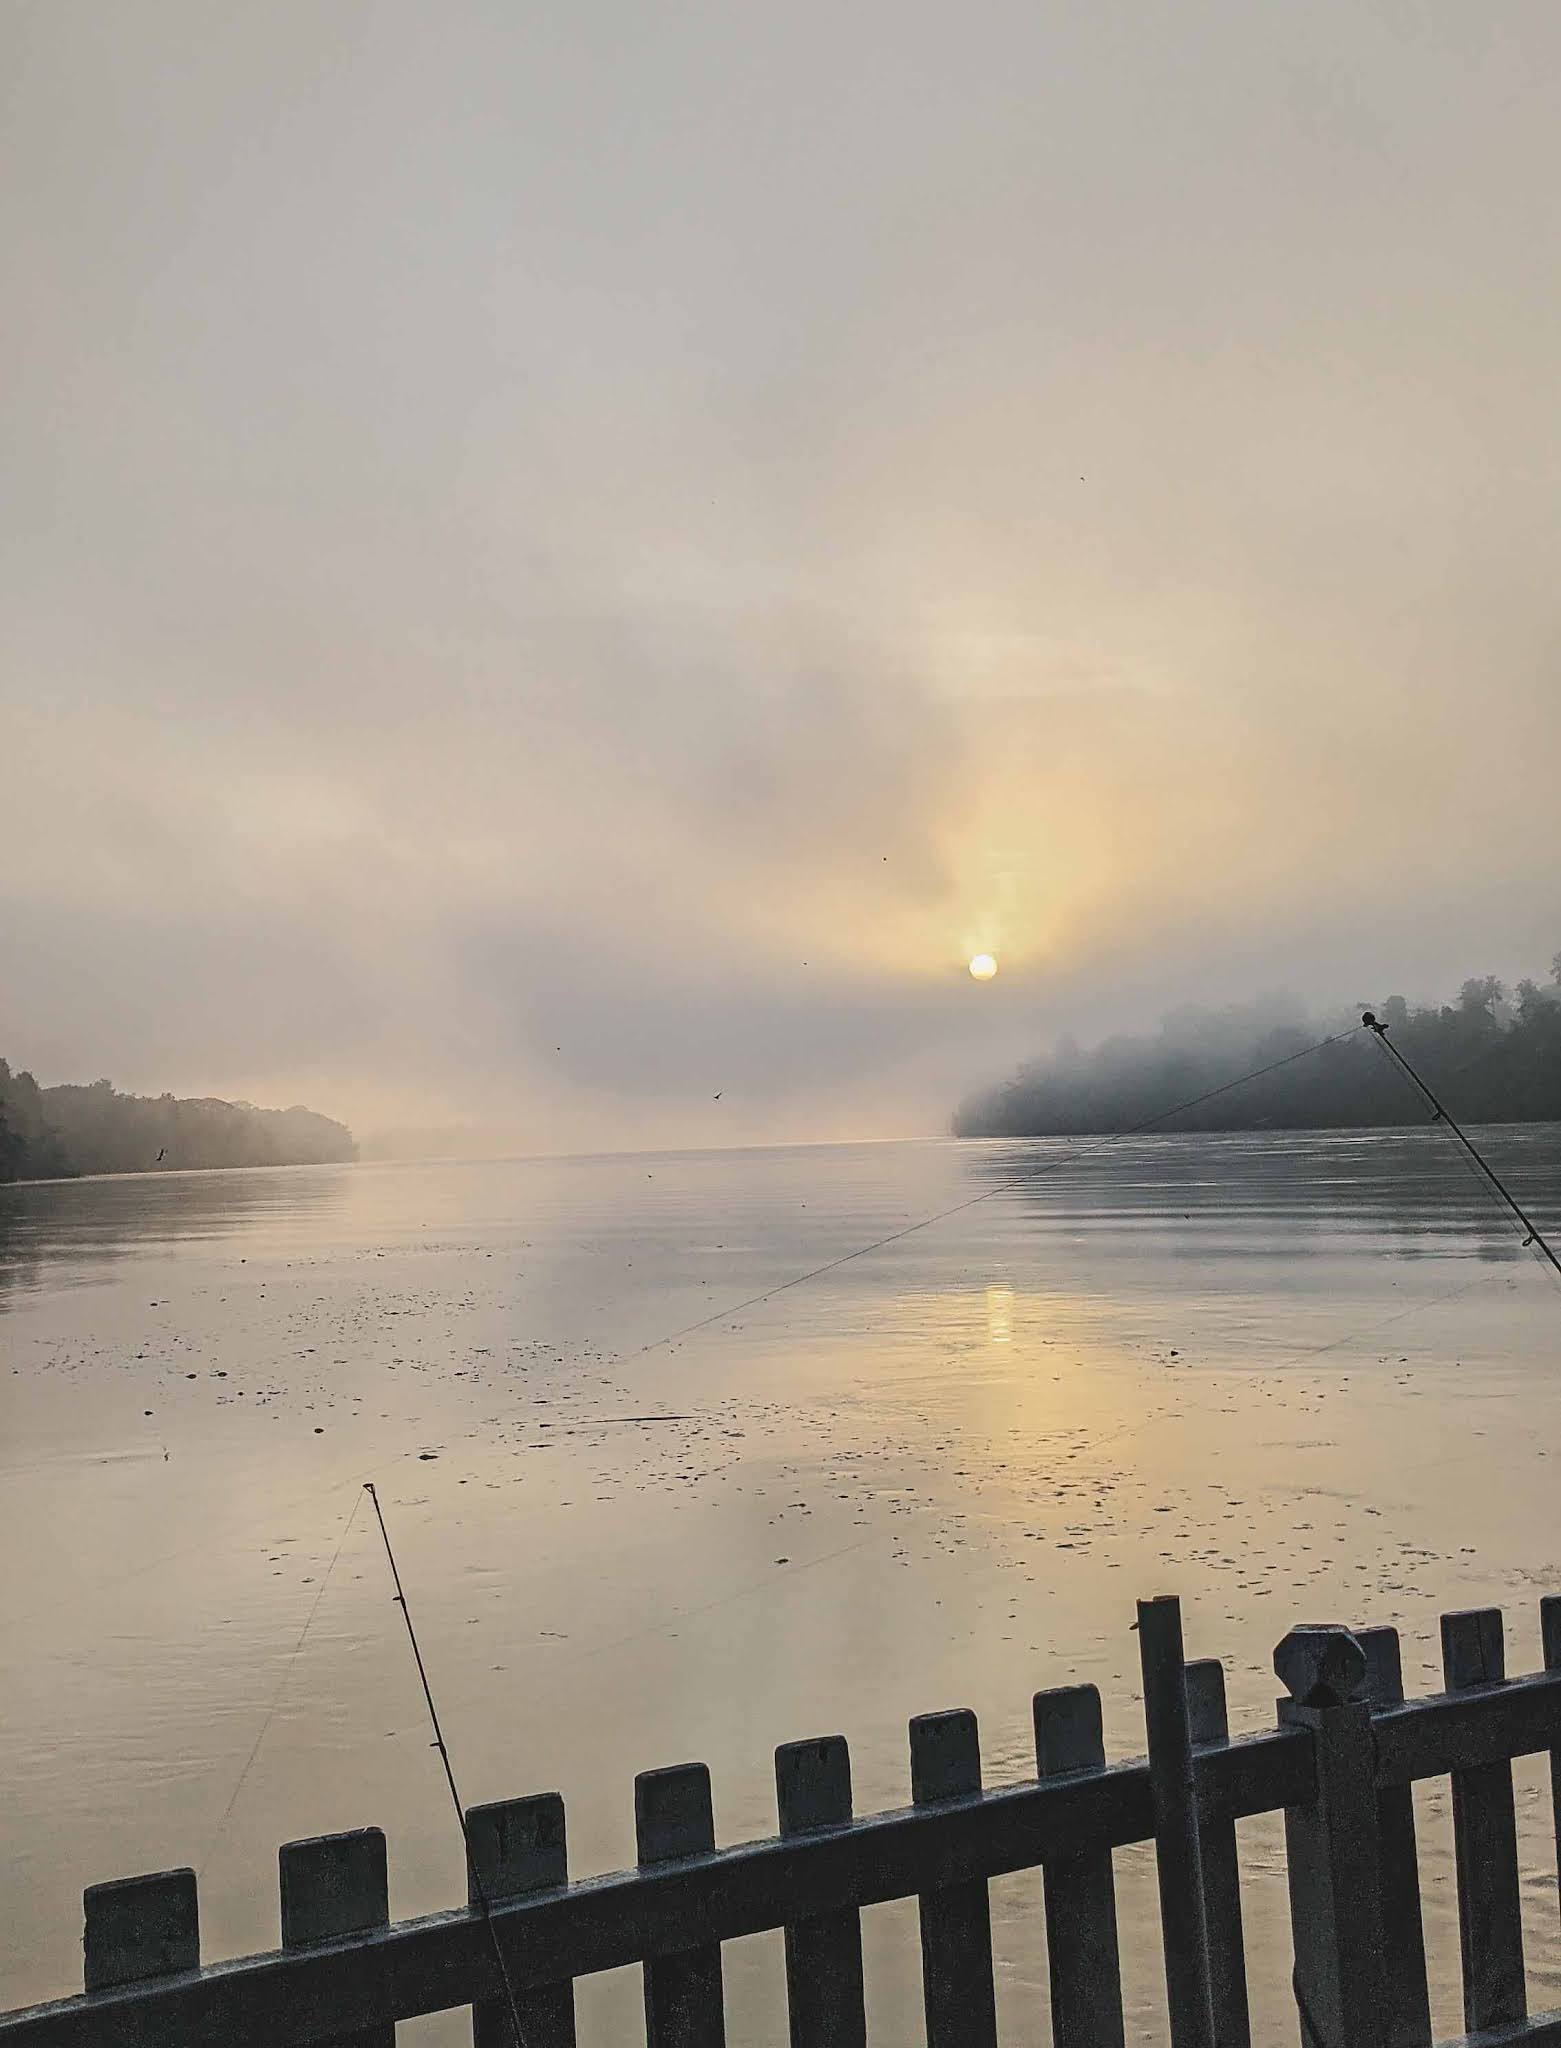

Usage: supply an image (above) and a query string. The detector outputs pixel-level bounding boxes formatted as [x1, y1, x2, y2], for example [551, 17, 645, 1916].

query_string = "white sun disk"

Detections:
[968, 953, 998, 981]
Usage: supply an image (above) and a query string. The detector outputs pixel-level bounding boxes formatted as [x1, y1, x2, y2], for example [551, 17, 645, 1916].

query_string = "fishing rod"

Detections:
[1361, 1010, 1561, 1279]
[104, 998, 1561, 1987]
[363, 1482, 532, 2048]
[339, 1017, 1561, 2022]
[9, 1036, 1366, 1639]
[353, 1051, 1379, 2035]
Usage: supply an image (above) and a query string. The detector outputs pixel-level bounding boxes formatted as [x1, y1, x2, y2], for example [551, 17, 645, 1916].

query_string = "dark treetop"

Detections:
[0, 1061, 355, 1182]
[954, 962, 1561, 1139]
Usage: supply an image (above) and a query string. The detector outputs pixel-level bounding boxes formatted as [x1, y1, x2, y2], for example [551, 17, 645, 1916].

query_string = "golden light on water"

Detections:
[968, 953, 998, 980]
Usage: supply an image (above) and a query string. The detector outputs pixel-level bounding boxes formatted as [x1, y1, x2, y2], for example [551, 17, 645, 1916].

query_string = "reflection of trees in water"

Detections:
[0, 1166, 352, 1305]
[963, 1126, 1561, 1262]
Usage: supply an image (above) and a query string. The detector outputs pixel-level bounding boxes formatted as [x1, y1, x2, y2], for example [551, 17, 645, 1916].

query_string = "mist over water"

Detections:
[5, 1132, 1561, 2040]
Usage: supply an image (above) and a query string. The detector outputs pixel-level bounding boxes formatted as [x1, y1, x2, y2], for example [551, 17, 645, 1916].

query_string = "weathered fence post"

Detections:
[82, 1868, 199, 1994]
[1355, 1627, 1431, 2048]
[1442, 1608, 1525, 2032]
[1185, 1659, 1251, 2048]
[466, 1793, 577, 2048]
[1274, 1625, 1386, 2048]
[279, 1829, 393, 2048]
[1543, 1595, 1561, 1942]
[637, 1764, 726, 2047]
[1138, 1596, 1216, 2048]
[910, 1709, 999, 2048]
[1034, 1684, 1126, 2048]
[776, 1736, 867, 2048]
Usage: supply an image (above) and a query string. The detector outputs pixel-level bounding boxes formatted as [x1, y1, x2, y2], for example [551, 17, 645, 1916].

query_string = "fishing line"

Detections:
[1362, 1012, 1561, 1281]
[363, 1481, 531, 2048]
[0, 1440, 430, 1636]
[197, 1484, 366, 1877]
[369, 1528, 883, 1744]
[0, 1028, 1367, 1639]
[32, 1016, 1550, 1885]
[633, 1027, 1363, 1362]
[9, 1028, 1357, 1636]
[1261, 1266, 1514, 1372]
[81, 1015, 1558, 1947]
[7, 1015, 1531, 1658]
[370, 1263, 1533, 1748]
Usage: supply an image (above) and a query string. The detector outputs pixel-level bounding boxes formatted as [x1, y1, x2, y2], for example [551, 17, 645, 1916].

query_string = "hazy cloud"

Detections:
[5, 0, 1559, 1148]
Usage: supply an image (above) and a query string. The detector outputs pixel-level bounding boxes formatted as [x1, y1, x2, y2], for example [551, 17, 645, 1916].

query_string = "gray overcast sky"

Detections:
[4, 1, 1559, 1150]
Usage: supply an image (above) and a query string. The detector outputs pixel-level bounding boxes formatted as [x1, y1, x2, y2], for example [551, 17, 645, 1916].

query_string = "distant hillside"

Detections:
[0, 1061, 356, 1182]
[954, 965, 1561, 1138]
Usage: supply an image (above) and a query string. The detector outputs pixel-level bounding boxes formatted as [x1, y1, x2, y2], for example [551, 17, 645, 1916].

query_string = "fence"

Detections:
[4, 1592, 1561, 2048]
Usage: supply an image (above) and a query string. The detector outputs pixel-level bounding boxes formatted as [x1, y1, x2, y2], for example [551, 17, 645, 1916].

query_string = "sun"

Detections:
[968, 953, 998, 981]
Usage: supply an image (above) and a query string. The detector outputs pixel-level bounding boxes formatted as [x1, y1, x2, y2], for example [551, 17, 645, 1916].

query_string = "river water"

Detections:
[4, 1128, 1561, 2041]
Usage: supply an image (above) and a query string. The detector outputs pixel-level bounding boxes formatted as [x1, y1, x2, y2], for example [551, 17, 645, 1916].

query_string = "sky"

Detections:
[4, 1, 1560, 1153]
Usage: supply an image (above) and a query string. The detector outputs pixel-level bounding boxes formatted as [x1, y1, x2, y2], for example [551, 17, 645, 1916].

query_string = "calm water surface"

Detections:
[4, 1130, 1561, 2042]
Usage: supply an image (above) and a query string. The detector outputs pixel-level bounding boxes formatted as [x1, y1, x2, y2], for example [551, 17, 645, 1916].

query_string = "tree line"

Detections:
[953, 960, 1561, 1139]
[0, 1062, 356, 1182]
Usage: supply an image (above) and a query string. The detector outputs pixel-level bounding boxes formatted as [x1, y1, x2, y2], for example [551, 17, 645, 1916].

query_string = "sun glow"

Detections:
[968, 953, 998, 980]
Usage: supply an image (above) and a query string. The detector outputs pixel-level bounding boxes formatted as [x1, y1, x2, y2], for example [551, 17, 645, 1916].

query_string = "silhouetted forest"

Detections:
[954, 963, 1561, 1138]
[0, 1062, 356, 1182]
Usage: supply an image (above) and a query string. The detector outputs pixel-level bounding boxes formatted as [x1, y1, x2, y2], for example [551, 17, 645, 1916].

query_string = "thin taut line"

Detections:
[635, 1026, 1360, 1361]
[1362, 1011, 1561, 1280]
[363, 1482, 531, 2048]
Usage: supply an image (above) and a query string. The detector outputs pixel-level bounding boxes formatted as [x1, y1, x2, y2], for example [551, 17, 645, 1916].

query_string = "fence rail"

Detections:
[6, 1594, 1561, 2048]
